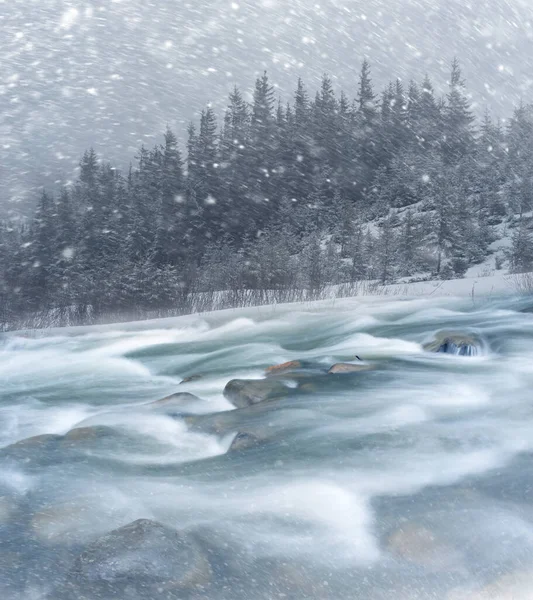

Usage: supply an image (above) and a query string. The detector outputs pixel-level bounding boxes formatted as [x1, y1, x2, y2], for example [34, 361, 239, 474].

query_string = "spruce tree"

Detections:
[442, 59, 476, 164]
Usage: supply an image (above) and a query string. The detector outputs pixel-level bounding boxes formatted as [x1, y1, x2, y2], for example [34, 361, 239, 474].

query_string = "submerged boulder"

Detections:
[424, 331, 480, 357]
[179, 374, 203, 385]
[149, 392, 202, 409]
[328, 363, 374, 375]
[223, 379, 289, 408]
[56, 519, 211, 599]
[386, 523, 462, 572]
[265, 360, 303, 377]
[62, 426, 116, 445]
[228, 431, 262, 453]
[0, 434, 64, 465]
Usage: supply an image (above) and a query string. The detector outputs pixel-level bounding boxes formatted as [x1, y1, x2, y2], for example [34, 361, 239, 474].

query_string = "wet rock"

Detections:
[298, 381, 319, 393]
[228, 432, 262, 452]
[0, 434, 63, 465]
[387, 523, 461, 571]
[62, 426, 116, 445]
[223, 379, 289, 408]
[265, 360, 303, 376]
[149, 392, 202, 409]
[4, 434, 63, 451]
[31, 497, 143, 546]
[179, 374, 203, 385]
[424, 331, 480, 356]
[185, 406, 277, 443]
[56, 519, 211, 599]
[328, 363, 374, 374]
[31, 502, 92, 544]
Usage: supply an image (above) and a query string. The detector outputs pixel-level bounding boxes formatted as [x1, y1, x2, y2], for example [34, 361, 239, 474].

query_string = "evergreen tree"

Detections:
[442, 59, 476, 163]
[510, 217, 533, 273]
[153, 128, 185, 266]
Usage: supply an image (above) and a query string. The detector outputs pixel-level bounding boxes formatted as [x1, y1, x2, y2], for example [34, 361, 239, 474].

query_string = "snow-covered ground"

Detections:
[377, 271, 517, 299]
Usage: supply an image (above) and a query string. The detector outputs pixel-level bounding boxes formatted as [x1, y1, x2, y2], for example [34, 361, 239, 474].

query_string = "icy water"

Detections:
[2, 295, 533, 599]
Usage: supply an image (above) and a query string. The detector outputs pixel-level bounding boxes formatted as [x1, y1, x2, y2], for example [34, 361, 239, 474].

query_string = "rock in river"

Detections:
[265, 360, 303, 376]
[386, 523, 462, 572]
[149, 392, 202, 409]
[55, 519, 211, 599]
[223, 379, 289, 408]
[228, 431, 262, 452]
[328, 363, 374, 375]
[179, 374, 203, 385]
[424, 331, 480, 356]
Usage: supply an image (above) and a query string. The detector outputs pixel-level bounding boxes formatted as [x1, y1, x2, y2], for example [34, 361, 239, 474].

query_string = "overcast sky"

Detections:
[2, 0, 533, 215]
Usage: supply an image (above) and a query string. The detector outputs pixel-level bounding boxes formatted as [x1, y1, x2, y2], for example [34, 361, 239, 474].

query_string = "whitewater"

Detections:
[2, 293, 533, 599]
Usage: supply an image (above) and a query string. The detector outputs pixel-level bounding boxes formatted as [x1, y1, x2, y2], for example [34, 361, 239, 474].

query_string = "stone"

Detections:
[179, 374, 203, 385]
[62, 426, 116, 444]
[424, 331, 480, 356]
[328, 363, 374, 374]
[0, 434, 63, 465]
[149, 392, 202, 409]
[265, 360, 302, 376]
[4, 434, 63, 451]
[223, 379, 289, 408]
[228, 432, 262, 452]
[298, 382, 318, 393]
[57, 519, 211, 599]
[31, 501, 95, 544]
[387, 523, 460, 571]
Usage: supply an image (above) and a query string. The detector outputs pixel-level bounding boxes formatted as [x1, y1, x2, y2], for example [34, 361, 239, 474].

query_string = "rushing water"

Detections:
[2, 295, 533, 599]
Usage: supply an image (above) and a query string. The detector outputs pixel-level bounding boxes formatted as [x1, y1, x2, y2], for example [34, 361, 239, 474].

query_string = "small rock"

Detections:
[228, 432, 262, 452]
[328, 363, 374, 374]
[185, 407, 275, 440]
[4, 434, 63, 450]
[387, 523, 461, 571]
[57, 519, 211, 599]
[0, 434, 63, 465]
[149, 392, 202, 408]
[424, 331, 480, 356]
[62, 426, 115, 444]
[298, 382, 318, 393]
[265, 360, 302, 376]
[179, 374, 203, 385]
[223, 379, 289, 408]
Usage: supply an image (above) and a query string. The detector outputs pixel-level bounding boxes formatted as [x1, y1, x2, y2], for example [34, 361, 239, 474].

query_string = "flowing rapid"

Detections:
[2, 295, 533, 600]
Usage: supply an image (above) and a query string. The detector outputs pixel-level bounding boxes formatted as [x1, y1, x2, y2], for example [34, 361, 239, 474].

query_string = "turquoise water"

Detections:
[1, 295, 533, 599]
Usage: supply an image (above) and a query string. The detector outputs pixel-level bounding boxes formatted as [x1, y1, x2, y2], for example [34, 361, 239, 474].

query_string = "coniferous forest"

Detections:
[1, 59, 533, 329]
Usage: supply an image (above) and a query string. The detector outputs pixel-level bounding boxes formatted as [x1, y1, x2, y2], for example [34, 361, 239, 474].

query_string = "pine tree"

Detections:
[417, 75, 441, 150]
[285, 78, 314, 204]
[25, 190, 56, 307]
[510, 217, 533, 273]
[377, 214, 396, 284]
[442, 59, 475, 163]
[249, 72, 276, 226]
[357, 59, 377, 123]
[355, 60, 380, 187]
[153, 128, 185, 267]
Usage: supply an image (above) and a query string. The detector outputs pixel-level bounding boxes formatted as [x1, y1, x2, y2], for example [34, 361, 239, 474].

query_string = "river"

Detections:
[1, 295, 533, 599]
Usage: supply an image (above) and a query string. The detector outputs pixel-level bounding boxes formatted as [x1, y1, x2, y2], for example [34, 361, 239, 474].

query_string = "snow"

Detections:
[21, 271, 522, 338]
[377, 272, 515, 299]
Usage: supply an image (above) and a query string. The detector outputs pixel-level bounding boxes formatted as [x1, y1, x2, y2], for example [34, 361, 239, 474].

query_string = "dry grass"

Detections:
[509, 271, 533, 295]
